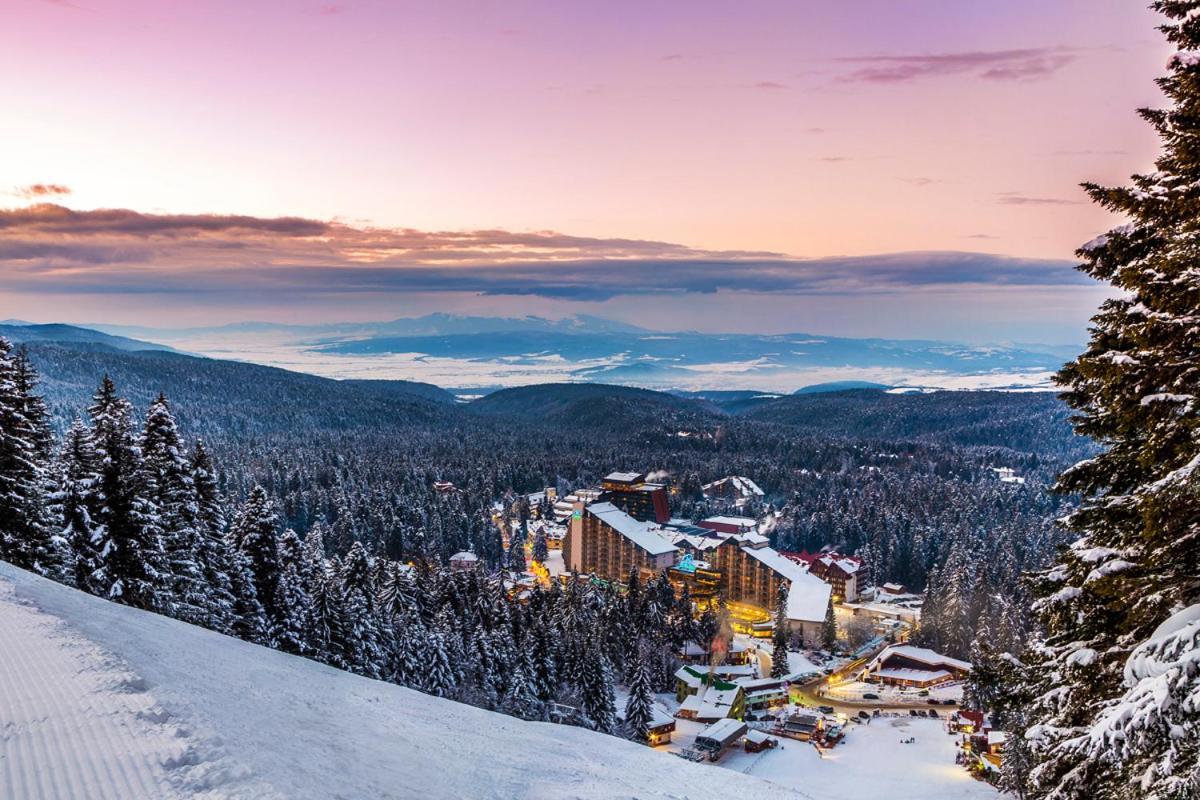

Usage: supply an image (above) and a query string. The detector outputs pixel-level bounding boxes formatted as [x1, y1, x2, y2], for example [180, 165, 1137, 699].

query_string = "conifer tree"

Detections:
[821, 594, 838, 652]
[0, 339, 59, 577]
[1019, 5, 1200, 798]
[532, 529, 549, 565]
[190, 440, 237, 631]
[54, 419, 100, 590]
[140, 395, 208, 624]
[771, 580, 791, 678]
[624, 647, 655, 742]
[87, 376, 167, 610]
[231, 485, 283, 623]
[580, 643, 618, 734]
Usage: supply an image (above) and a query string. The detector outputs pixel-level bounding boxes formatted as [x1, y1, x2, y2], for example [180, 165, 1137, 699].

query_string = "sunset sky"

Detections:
[0, 0, 1171, 342]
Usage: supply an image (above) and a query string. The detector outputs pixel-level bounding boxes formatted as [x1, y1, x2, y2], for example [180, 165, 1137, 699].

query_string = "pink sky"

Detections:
[0, 1, 1171, 341]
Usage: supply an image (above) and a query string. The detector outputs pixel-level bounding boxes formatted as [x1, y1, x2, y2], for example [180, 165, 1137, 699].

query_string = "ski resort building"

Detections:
[701, 476, 764, 508]
[599, 472, 671, 524]
[563, 473, 832, 644]
[563, 501, 678, 581]
[786, 550, 864, 602]
[861, 644, 972, 688]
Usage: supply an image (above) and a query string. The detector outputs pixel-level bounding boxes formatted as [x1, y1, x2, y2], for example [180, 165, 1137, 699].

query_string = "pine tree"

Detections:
[274, 529, 311, 654]
[190, 441, 237, 632]
[231, 485, 283, 623]
[624, 646, 655, 742]
[772, 580, 791, 678]
[87, 376, 167, 610]
[580, 642, 618, 734]
[532, 528, 549, 565]
[140, 395, 207, 624]
[0, 339, 59, 577]
[1018, 6, 1200, 798]
[821, 594, 838, 652]
[54, 419, 100, 590]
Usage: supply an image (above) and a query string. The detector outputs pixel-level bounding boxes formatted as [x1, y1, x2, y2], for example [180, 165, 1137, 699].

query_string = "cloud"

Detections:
[819, 156, 852, 163]
[0, 203, 1090, 304]
[12, 184, 71, 200]
[752, 81, 788, 90]
[838, 48, 1075, 84]
[963, 233, 1000, 240]
[899, 177, 939, 187]
[997, 193, 1080, 206]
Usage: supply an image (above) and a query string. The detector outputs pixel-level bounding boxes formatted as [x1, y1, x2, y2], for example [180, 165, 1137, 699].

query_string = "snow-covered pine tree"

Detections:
[190, 440, 237, 632]
[87, 376, 167, 610]
[274, 529, 311, 654]
[771, 580, 791, 678]
[140, 395, 208, 625]
[341, 541, 385, 678]
[307, 561, 347, 666]
[231, 485, 283, 623]
[580, 642, 618, 735]
[1020, 5, 1200, 798]
[0, 339, 60, 577]
[54, 419, 100, 590]
[624, 646, 655, 742]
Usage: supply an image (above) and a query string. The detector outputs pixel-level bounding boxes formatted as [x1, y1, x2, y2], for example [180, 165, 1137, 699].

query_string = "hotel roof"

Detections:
[586, 502, 678, 557]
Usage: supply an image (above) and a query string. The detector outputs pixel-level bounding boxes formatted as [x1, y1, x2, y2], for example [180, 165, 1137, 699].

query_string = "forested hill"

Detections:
[738, 389, 1089, 460]
[468, 382, 720, 428]
[19, 341, 455, 438]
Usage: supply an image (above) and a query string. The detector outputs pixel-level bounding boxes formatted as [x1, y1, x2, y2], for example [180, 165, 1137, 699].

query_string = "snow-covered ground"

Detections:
[0, 563, 803, 800]
[661, 709, 994, 800]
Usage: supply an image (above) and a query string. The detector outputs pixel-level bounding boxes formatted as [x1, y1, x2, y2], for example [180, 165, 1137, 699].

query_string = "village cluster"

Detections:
[453, 470, 1010, 784]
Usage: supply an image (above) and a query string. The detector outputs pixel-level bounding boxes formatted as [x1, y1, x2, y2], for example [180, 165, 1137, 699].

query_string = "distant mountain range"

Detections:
[72, 313, 1080, 393]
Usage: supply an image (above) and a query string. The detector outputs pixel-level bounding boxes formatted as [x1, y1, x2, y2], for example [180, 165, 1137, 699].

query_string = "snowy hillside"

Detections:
[0, 562, 800, 800]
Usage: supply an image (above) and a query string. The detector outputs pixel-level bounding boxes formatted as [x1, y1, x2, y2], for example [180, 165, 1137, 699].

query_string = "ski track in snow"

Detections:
[0, 581, 261, 800]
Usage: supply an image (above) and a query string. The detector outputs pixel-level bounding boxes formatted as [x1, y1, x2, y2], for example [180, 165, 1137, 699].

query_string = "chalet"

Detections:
[433, 480, 456, 494]
[784, 550, 863, 602]
[735, 677, 790, 716]
[744, 729, 778, 753]
[861, 644, 972, 688]
[448, 551, 479, 572]
[617, 706, 676, 746]
[678, 638, 754, 666]
[674, 665, 755, 700]
[693, 718, 748, 761]
[880, 582, 908, 596]
[780, 711, 822, 741]
[701, 476, 764, 508]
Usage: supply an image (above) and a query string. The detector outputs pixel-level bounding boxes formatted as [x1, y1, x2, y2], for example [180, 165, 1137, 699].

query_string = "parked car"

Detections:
[819, 706, 835, 715]
[862, 693, 880, 700]
[927, 709, 939, 718]
[909, 709, 920, 717]
[942, 698, 957, 706]
[857, 711, 870, 720]
[917, 690, 930, 697]
[926, 698, 940, 704]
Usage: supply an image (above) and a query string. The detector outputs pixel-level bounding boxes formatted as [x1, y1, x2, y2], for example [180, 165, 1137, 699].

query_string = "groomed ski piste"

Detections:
[0, 562, 801, 800]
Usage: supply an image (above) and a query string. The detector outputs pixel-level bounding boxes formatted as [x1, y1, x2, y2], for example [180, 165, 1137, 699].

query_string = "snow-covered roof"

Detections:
[586, 502, 678, 557]
[745, 729, 773, 745]
[868, 644, 972, 673]
[987, 731, 1008, 747]
[696, 717, 747, 745]
[666, 531, 730, 552]
[702, 515, 758, 528]
[449, 551, 478, 562]
[679, 686, 744, 721]
[604, 471, 643, 483]
[702, 476, 765, 497]
[874, 667, 952, 684]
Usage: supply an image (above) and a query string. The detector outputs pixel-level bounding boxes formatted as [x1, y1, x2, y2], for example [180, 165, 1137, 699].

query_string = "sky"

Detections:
[0, 0, 1172, 343]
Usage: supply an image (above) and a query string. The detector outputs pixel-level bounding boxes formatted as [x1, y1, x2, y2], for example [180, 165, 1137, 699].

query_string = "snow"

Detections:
[0, 562, 804, 800]
[866, 644, 972, 674]
[667, 715, 995, 800]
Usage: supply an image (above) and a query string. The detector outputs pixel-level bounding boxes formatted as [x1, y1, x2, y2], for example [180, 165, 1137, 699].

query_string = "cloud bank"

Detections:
[0, 203, 1088, 303]
[838, 48, 1075, 84]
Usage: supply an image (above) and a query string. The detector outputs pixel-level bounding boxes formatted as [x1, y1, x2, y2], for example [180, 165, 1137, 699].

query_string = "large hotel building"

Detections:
[563, 472, 831, 644]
